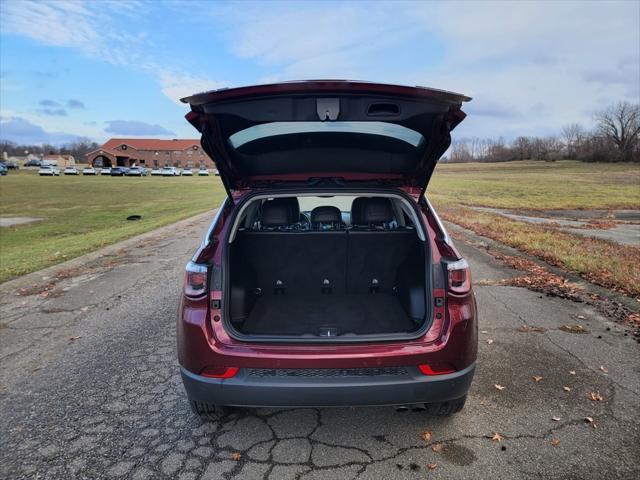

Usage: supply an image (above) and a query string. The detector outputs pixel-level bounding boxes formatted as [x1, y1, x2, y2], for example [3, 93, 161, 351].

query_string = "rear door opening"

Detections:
[224, 192, 431, 341]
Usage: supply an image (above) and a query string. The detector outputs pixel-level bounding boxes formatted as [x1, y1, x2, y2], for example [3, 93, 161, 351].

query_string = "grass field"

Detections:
[429, 160, 640, 297]
[1, 161, 639, 292]
[429, 160, 640, 210]
[0, 172, 224, 282]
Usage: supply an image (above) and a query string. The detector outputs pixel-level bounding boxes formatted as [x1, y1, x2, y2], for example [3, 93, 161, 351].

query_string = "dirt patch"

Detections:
[0, 217, 44, 227]
[16, 250, 137, 299]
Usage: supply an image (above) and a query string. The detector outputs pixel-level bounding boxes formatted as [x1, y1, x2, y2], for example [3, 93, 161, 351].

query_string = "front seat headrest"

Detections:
[310, 206, 342, 224]
[351, 197, 394, 225]
[260, 198, 300, 226]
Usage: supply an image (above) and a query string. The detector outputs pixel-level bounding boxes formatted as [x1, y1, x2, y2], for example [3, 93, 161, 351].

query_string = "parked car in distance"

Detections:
[5, 160, 20, 170]
[182, 168, 193, 176]
[100, 167, 112, 175]
[150, 167, 162, 176]
[213, 169, 220, 176]
[127, 166, 147, 176]
[162, 166, 180, 176]
[110, 167, 129, 176]
[38, 165, 60, 176]
[0, 163, 7, 175]
[24, 159, 42, 167]
[82, 166, 97, 175]
[177, 81, 476, 419]
[63, 166, 79, 175]
[198, 168, 209, 176]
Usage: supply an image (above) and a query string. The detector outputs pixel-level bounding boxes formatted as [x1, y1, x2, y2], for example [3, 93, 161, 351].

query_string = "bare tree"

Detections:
[594, 102, 640, 161]
[512, 137, 531, 160]
[561, 123, 585, 159]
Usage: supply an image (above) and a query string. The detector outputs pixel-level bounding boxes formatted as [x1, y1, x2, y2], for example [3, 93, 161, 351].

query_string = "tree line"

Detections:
[0, 139, 101, 161]
[447, 101, 639, 163]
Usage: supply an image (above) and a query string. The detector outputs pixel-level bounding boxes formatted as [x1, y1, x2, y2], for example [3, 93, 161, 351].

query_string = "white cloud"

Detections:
[155, 69, 230, 105]
[0, 0, 225, 104]
[214, 0, 639, 139]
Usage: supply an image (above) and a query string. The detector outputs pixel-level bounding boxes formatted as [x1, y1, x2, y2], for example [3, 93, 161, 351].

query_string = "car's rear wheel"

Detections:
[424, 395, 467, 416]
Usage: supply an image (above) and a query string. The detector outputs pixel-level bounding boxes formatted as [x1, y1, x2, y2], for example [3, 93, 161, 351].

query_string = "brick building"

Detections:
[85, 138, 214, 169]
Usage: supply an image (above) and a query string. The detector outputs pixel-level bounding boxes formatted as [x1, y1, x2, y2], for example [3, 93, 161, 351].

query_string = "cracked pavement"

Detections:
[1, 213, 639, 479]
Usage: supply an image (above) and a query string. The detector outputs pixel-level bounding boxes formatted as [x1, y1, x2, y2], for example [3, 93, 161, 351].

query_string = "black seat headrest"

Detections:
[351, 197, 394, 225]
[310, 206, 342, 224]
[260, 198, 300, 226]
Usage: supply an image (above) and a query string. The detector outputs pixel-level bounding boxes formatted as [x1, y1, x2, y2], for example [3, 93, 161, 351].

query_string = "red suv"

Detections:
[178, 81, 477, 417]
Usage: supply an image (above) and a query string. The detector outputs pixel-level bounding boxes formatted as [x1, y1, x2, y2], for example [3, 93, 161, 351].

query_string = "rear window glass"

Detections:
[229, 122, 424, 149]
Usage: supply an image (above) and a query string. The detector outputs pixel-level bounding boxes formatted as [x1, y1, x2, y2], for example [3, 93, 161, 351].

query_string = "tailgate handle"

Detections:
[317, 98, 340, 121]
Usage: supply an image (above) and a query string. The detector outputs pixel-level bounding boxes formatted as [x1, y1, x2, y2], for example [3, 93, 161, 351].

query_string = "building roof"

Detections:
[101, 138, 200, 151]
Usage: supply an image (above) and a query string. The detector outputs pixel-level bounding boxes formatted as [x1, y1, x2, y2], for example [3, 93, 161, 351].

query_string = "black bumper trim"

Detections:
[180, 363, 475, 408]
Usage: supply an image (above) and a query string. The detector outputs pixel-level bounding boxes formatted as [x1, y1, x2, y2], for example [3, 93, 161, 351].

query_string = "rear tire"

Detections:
[189, 400, 233, 422]
[424, 395, 467, 416]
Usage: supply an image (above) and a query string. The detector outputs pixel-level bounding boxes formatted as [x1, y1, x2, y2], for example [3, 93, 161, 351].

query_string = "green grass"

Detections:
[0, 171, 225, 282]
[429, 160, 640, 210]
[427, 160, 640, 297]
[1, 160, 639, 290]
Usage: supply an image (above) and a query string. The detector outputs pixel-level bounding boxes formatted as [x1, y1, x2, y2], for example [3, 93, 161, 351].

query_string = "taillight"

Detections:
[418, 363, 456, 375]
[201, 366, 239, 379]
[184, 261, 208, 297]
[446, 259, 471, 294]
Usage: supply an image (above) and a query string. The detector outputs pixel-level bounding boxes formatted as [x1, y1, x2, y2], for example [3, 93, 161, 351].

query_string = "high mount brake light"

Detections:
[184, 261, 208, 297]
[446, 259, 471, 294]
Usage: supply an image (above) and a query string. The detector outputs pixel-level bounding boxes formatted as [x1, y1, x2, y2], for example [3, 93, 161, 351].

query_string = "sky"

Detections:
[0, 0, 638, 146]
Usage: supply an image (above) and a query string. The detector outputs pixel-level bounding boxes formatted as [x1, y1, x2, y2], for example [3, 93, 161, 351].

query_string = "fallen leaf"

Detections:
[563, 386, 571, 392]
[486, 339, 494, 345]
[69, 336, 82, 341]
[494, 384, 506, 391]
[577, 315, 585, 319]
[491, 432, 504, 442]
[584, 417, 597, 429]
[427, 463, 438, 470]
[431, 443, 443, 453]
[552, 416, 561, 422]
[532, 376, 543, 382]
[231, 452, 241, 461]
[569, 370, 576, 375]
[420, 430, 433, 442]
[599, 365, 608, 373]
[551, 438, 560, 447]
[588, 391, 603, 401]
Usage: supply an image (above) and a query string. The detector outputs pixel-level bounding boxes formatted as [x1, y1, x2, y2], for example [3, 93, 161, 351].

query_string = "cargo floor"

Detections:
[240, 293, 416, 336]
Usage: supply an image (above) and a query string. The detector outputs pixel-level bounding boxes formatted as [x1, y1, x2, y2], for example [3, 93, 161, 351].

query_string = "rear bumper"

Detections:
[180, 363, 475, 408]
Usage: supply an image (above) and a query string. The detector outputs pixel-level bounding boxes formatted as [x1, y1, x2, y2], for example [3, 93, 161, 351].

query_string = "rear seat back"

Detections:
[347, 197, 418, 293]
[234, 231, 347, 295]
[258, 197, 300, 230]
[233, 197, 421, 297]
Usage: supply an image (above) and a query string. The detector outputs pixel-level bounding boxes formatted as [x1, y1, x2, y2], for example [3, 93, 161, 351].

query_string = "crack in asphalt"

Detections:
[485, 287, 640, 398]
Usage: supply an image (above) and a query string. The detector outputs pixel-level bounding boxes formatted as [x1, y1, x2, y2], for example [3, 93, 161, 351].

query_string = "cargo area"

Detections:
[226, 195, 429, 339]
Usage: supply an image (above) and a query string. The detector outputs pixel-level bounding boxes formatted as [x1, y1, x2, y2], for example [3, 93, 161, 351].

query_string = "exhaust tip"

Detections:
[395, 405, 409, 412]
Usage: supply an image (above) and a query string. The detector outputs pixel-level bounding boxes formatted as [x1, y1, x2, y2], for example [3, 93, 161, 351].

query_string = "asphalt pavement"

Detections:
[1, 212, 638, 479]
